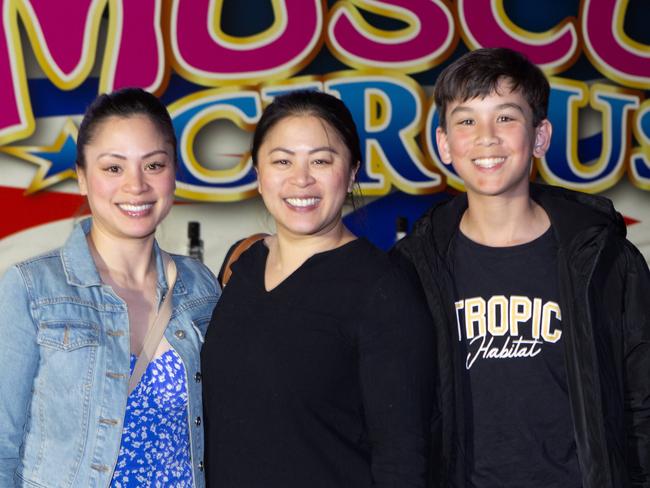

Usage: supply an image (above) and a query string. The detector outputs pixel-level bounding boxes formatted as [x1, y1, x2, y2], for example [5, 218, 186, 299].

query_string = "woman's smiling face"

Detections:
[77, 115, 176, 243]
[255, 114, 357, 240]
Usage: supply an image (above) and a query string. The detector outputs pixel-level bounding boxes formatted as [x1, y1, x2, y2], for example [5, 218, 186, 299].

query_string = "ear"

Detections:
[533, 119, 552, 158]
[435, 127, 453, 165]
[348, 161, 360, 193]
[76, 166, 88, 196]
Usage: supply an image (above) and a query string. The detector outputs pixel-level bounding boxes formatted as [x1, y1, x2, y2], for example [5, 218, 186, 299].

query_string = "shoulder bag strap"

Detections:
[220, 233, 268, 288]
[128, 251, 177, 396]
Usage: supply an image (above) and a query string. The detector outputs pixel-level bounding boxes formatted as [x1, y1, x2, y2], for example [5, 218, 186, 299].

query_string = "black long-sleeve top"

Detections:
[201, 238, 434, 487]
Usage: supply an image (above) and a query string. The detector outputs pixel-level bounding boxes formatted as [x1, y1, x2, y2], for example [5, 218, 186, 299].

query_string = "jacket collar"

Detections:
[530, 183, 626, 246]
[406, 191, 465, 260]
[412, 183, 625, 255]
[61, 218, 186, 296]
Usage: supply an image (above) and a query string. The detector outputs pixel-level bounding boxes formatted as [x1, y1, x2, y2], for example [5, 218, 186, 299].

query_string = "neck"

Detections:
[271, 221, 355, 270]
[461, 191, 550, 247]
[88, 226, 157, 288]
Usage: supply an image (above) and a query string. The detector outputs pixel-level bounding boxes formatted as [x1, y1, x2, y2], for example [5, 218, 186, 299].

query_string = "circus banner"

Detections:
[1, 0, 648, 275]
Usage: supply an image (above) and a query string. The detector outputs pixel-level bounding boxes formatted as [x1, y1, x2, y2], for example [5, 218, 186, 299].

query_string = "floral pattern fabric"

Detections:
[111, 349, 192, 487]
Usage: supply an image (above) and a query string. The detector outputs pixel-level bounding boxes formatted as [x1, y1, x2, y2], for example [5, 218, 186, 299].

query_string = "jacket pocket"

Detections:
[37, 320, 100, 351]
[24, 321, 101, 487]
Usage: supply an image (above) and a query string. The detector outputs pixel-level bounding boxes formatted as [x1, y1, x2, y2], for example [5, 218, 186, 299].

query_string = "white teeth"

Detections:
[118, 203, 153, 212]
[472, 157, 505, 169]
[285, 197, 319, 207]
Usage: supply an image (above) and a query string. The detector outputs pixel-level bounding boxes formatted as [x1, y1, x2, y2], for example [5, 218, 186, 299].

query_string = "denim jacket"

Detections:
[0, 219, 220, 488]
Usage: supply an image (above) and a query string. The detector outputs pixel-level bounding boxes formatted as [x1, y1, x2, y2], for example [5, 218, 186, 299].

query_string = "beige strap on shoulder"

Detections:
[220, 233, 268, 288]
[128, 251, 177, 396]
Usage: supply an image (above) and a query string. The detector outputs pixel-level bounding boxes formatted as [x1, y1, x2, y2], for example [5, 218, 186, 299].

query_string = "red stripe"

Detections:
[0, 186, 89, 239]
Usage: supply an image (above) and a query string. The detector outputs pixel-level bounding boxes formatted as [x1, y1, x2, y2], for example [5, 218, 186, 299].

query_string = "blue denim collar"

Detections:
[61, 218, 186, 296]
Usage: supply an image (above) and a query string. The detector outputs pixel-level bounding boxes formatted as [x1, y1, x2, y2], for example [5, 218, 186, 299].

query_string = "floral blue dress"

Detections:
[111, 349, 192, 487]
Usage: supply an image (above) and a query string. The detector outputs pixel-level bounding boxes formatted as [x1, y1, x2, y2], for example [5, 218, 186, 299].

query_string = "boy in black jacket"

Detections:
[394, 47, 650, 488]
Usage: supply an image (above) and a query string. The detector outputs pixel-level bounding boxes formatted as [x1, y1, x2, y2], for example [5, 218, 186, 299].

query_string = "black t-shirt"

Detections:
[201, 238, 434, 487]
[452, 227, 582, 488]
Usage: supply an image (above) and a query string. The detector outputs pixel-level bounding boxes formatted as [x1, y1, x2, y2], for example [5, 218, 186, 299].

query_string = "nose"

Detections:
[290, 160, 316, 187]
[475, 122, 500, 146]
[123, 168, 149, 194]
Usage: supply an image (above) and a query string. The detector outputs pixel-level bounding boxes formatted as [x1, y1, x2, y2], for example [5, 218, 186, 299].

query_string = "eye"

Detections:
[103, 165, 122, 174]
[312, 159, 331, 166]
[457, 119, 474, 126]
[497, 114, 515, 123]
[145, 161, 166, 171]
[272, 159, 291, 166]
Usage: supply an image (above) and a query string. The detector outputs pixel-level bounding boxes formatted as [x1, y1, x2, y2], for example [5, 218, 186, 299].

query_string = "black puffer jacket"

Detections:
[393, 183, 650, 488]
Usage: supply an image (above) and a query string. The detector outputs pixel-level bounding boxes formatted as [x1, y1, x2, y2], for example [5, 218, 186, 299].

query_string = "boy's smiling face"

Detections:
[436, 78, 552, 200]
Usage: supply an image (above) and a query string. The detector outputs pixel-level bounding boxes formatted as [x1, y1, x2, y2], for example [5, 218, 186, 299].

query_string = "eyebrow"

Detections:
[449, 102, 526, 117]
[267, 146, 339, 156]
[97, 149, 169, 160]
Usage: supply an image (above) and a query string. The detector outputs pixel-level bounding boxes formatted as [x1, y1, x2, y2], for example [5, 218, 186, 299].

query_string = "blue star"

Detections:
[1, 118, 79, 194]
[32, 132, 77, 180]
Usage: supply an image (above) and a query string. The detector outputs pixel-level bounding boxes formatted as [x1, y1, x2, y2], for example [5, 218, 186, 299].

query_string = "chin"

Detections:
[280, 221, 329, 237]
[117, 222, 159, 239]
[468, 180, 516, 196]
[284, 227, 321, 237]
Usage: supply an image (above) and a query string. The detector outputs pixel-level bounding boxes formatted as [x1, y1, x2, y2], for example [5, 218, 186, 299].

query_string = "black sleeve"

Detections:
[357, 267, 435, 487]
[622, 243, 650, 486]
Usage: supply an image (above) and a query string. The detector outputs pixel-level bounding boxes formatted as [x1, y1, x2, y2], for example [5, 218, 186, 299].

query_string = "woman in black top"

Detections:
[201, 91, 434, 487]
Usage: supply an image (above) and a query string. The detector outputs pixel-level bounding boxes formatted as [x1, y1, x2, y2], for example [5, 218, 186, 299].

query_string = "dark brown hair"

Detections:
[251, 90, 361, 169]
[434, 47, 550, 131]
[76, 87, 177, 168]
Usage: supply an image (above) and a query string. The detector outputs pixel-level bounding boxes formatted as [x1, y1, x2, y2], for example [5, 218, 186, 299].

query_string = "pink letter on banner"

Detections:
[0, 0, 103, 142]
[100, 0, 167, 94]
[171, 0, 323, 85]
[581, 0, 650, 89]
[327, 0, 456, 73]
[0, 1, 33, 144]
[15, 0, 105, 89]
[458, 0, 579, 74]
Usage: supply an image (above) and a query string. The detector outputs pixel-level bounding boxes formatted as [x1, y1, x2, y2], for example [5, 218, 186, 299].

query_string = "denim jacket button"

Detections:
[195, 416, 202, 426]
[194, 372, 202, 382]
[198, 461, 204, 471]
[175, 330, 186, 339]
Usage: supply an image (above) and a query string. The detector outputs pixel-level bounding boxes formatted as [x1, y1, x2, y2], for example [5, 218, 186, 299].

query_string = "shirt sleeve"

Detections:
[357, 266, 435, 487]
[622, 244, 650, 486]
[0, 266, 39, 486]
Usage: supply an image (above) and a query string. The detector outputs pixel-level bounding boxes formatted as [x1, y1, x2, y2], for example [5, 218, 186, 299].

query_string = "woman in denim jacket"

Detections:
[0, 88, 219, 487]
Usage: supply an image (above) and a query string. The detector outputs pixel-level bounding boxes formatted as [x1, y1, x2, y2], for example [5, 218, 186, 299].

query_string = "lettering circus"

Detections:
[1, 0, 649, 201]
